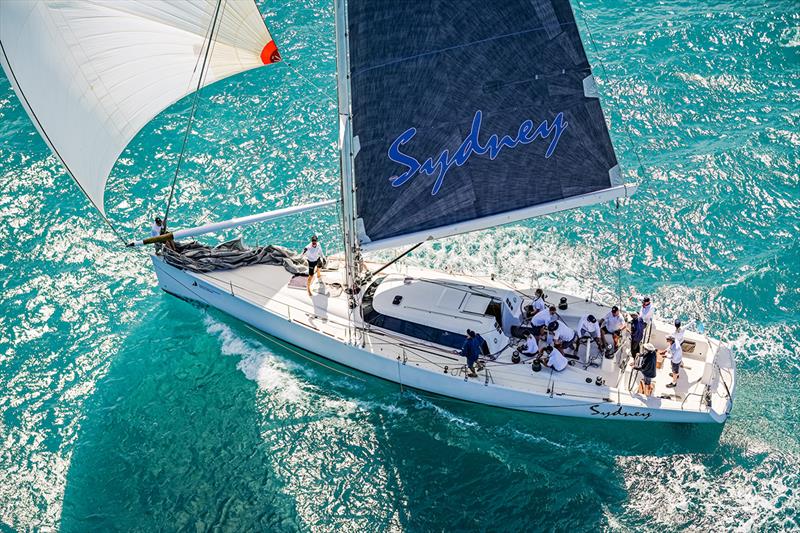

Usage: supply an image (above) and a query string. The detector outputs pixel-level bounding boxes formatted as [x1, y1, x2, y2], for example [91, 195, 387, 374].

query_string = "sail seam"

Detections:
[351, 21, 578, 78]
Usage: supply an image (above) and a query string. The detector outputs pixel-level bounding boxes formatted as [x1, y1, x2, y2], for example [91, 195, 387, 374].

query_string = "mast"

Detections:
[333, 0, 362, 318]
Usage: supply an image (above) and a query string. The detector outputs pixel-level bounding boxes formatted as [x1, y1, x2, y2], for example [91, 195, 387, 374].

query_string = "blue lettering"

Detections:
[387, 110, 568, 195]
[387, 128, 420, 188]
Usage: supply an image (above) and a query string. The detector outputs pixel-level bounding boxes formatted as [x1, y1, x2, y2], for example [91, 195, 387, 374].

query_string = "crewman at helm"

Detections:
[531, 288, 546, 314]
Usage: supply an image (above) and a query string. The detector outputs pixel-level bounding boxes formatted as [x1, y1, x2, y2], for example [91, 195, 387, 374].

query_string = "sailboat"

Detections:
[1, 0, 735, 423]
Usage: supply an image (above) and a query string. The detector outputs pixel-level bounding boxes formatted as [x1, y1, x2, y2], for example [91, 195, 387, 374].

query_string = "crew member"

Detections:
[521, 333, 539, 357]
[150, 216, 175, 251]
[639, 297, 654, 324]
[629, 311, 645, 357]
[301, 234, 325, 296]
[458, 330, 480, 377]
[672, 319, 685, 348]
[577, 314, 603, 355]
[599, 306, 625, 353]
[632, 342, 657, 396]
[531, 288, 546, 314]
[520, 304, 535, 325]
[531, 305, 558, 336]
[640, 296, 654, 342]
[474, 330, 487, 356]
[541, 345, 568, 372]
[151, 216, 164, 237]
[661, 335, 682, 389]
[549, 320, 577, 355]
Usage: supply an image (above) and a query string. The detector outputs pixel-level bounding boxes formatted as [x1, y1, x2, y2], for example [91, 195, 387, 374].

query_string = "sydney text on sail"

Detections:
[387, 110, 568, 195]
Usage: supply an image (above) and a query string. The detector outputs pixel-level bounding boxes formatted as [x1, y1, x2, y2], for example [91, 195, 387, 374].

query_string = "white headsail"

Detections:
[0, 0, 280, 215]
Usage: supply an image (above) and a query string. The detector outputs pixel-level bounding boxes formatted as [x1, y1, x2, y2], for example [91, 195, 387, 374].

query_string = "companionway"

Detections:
[387, 110, 568, 195]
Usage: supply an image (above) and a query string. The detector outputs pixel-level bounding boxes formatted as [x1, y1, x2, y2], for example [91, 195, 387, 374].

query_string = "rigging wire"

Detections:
[573, 5, 717, 334]
[280, 60, 338, 107]
[573, 3, 649, 185]
[573, 3, 649, 311]
[162, 0, 225, 231]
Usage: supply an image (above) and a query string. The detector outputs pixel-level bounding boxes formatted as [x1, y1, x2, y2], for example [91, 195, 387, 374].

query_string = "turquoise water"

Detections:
[1, 0, 798, 530]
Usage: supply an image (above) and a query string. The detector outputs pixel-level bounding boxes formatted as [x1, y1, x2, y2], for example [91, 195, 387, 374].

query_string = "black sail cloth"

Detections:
[161, 238, 321, 275]
[347, 0, 621, 247]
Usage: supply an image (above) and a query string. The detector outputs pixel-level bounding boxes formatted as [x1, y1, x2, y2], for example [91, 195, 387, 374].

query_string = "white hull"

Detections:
[151, 256, 735, 424]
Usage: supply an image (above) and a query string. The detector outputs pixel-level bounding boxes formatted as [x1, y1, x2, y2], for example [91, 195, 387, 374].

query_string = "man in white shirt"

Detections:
[150, 216, 163, 237]
[599, 306, 625, 353]
[672, 319, 685, 347]
[640, 296, 655, 342]
[531, 305, 558, 335]
[521, 333, 539, 356]
[577, 314, 602, 351]
[301, 235, 325, 296]
[542, 345, 568, 372]
[531, 288, 546, 314]
[548, 320, 577, 355]
[660, 335, 683, 388]
[639, 297, 654, 324]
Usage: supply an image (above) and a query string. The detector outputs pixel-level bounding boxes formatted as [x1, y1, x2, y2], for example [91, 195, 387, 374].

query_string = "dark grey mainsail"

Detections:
[345, 0, 634, 251]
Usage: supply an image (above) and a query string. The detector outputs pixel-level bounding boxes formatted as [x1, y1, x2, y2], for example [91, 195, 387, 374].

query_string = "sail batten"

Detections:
[345, 0, 633, 251]
[0, 0, 280, 215]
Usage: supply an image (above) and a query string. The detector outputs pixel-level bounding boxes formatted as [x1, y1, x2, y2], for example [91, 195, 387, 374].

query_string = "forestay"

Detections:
[345, 0, 634, 251]
[0, 0, 280, 215]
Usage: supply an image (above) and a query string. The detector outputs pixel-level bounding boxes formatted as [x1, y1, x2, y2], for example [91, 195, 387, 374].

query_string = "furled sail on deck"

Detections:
[345, 0, 634, 251]
[0, 0, 280, 215]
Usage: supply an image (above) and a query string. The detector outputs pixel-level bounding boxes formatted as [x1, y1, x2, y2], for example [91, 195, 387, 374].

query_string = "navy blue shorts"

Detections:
[307, 259, 319, 275]
[671, 362, 681, 375]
